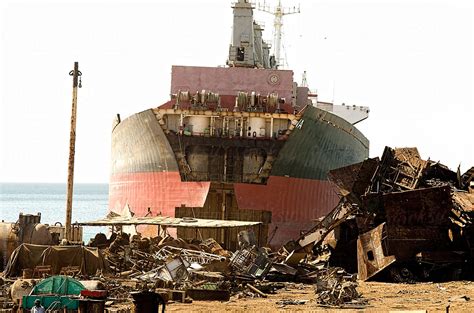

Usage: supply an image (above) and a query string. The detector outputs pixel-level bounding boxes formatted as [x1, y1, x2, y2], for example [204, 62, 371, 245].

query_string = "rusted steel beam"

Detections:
[247, 284, 268, 298]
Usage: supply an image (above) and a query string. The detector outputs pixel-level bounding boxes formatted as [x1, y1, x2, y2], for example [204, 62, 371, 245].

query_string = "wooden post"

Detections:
[65, 62, 81, 241]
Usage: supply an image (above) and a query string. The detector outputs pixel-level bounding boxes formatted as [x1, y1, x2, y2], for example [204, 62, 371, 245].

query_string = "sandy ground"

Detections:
[165, 281, 474, 312]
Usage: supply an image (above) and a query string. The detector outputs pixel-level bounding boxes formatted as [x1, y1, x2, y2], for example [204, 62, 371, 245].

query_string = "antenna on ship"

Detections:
[65, 62, 82, 242]
[301, 70, 308, 87]
[258, 0, 300, 68]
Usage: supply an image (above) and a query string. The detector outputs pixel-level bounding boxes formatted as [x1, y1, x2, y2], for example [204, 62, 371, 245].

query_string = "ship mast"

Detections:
[259, 0, 300, 68]
[65, 62, 82, 242]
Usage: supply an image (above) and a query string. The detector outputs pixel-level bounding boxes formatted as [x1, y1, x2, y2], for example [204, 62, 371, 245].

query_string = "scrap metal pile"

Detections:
[0, 231, 367, 311]
[290, 146, 474, 283]
[2, 146, 472, 311]
[92, 228, 367, 308]
[314, 267, 360, 306]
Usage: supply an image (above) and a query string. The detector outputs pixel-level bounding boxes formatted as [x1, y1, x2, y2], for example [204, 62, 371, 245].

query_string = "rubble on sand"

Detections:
[314, 267, 366, 308]
[290, 146, 474, 283]
[1, 145, 471, 311]
[1, 228, 367, 311]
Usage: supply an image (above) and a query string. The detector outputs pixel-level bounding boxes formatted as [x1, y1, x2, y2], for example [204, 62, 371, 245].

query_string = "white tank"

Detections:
[10, 279, 36, 304]
[247, 117, 266, 138]
[188, 116, 210, 135]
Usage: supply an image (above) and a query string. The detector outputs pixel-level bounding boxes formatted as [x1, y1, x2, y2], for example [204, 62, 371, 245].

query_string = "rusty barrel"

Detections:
[131, 291, 165, 313]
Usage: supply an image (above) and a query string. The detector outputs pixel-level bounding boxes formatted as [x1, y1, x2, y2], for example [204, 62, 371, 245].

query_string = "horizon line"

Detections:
[0, 181, 109, 184]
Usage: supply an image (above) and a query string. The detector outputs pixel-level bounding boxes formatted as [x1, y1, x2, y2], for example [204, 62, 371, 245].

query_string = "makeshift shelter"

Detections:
[3, 244, 108, 277]
[79, 214, 264, 250]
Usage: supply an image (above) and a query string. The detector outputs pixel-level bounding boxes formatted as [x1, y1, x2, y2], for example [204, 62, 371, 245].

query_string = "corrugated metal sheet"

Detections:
[78, 215, 262, 228]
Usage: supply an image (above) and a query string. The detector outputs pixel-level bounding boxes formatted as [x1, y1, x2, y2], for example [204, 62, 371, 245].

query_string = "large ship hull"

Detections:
[109, 1, 370, 248]
[110, 106, 368, 246]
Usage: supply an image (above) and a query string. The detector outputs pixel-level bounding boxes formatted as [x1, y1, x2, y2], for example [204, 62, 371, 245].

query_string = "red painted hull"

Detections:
[109, 171, 338, 245]
[235, 176, 339, 245]
[109, 171, 210, 217]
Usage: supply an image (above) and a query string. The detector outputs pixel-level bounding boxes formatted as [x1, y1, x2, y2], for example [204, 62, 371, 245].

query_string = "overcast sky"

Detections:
[0, 0, 472, 183]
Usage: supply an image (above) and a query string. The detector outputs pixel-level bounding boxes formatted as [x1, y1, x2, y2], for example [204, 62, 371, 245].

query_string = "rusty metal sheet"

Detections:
[382, 186, 452, 227]
[328, 158, 379, 203]
[453, 191, 474, 212]
[423, 161, 458, 185]
[451, 191, 474, 228]
[416, 250, 468, 264]
[367, 186, 456, 262]
[384, 228, 450, 261]
[357, 223, 396, 281]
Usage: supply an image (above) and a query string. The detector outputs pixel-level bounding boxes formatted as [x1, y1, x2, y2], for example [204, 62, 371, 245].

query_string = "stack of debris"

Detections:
[2, 229, 369, 310]
[0, 277, 15, 311]
[290, 146, 474, 283]
[314, 267, 364, 307]
[5, 146, 470, 311]
[99, 227, 367, 306]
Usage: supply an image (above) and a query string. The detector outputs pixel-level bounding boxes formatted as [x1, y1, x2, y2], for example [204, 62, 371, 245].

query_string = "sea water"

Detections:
[0, 183, 108, 242]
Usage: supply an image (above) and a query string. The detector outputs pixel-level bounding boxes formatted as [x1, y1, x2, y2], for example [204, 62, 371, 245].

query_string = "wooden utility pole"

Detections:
[65, 62, 81, 241]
